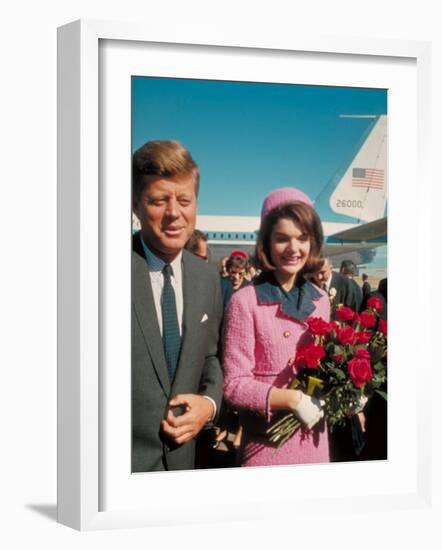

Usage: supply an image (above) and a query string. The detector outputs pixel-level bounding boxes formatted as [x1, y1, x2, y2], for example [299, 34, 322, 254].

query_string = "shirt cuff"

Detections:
[201, 395, 217, 422]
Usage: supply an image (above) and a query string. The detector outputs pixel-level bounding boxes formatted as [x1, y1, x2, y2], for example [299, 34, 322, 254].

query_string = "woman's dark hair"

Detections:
[255, 201, 324, 278]
[226, 255, 248, 273]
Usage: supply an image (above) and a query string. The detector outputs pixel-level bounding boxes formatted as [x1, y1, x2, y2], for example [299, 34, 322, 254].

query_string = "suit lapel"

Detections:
[171, 252, 202, 394]
[132, 242, 171, 397]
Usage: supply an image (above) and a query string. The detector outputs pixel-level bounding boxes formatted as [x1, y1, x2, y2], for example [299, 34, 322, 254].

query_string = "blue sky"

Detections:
[132, 77, 387, 274]
[132, 77, 387, 216]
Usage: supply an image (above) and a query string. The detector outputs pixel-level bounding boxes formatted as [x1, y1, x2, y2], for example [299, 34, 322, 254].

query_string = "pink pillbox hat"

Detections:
[260, 187, 313, 221]
[229, 249, 249, 259]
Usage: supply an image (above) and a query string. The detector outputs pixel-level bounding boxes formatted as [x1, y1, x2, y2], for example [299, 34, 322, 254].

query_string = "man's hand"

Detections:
[161, 394, 214, 445]
[357, 412, 367, 433]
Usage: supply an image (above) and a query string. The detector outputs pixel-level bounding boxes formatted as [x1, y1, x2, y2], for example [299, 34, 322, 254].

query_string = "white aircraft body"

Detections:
[196, 115, 388, 264]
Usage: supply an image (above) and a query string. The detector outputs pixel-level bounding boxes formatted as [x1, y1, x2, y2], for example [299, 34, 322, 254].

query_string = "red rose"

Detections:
[295, 344, 325, 369]
[379, 319, 387, 335]
[359, 311, 376, 329]
[356, 331, 372, 344]
[355, 348, 371, 360]
[337, 325, 357, 346]
[294, 346, 305, 369]
[367, 297, 384, 312]
[332, 354, 344, 363]
[347, 357, 373, 388]
[307, 317, 332, 336]
[336, 306, 355, 322]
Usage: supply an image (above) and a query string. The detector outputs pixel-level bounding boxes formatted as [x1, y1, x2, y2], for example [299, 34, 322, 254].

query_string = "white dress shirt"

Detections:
[140, 236, 216, 421]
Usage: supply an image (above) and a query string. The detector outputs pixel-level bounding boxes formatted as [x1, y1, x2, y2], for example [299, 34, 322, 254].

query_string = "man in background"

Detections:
[361, 273, 371, 300]
[185, 229, 210, 262]
[313, 257, 351, 318]
[339, 259, 363, 312]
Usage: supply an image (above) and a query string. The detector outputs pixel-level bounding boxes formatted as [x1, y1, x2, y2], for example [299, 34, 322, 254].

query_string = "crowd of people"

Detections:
[132, 139, 387, 473]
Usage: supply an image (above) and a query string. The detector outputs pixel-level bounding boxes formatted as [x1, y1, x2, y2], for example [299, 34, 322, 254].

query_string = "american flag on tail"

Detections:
[352, 168, 384, 190]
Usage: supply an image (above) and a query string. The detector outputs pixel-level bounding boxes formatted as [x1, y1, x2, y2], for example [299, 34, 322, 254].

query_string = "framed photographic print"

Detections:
[57, 19, 432, 530]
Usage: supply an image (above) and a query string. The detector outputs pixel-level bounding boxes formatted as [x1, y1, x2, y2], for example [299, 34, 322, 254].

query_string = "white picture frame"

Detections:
[57, 19, 432, 531]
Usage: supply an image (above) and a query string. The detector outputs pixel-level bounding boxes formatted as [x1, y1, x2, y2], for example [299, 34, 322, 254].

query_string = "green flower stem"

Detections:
[268, 417, 300, 440]
[269, 422, 297, 440]
[267, 412, 295, 431]
[270, 426, 299, 444]
[277, 418, 299, 434]
[267, 420, 298, 435]
[277, 424, 301, 447]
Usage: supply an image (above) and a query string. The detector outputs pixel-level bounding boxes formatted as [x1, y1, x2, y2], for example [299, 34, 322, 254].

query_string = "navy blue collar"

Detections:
[254, 273, 322, 321]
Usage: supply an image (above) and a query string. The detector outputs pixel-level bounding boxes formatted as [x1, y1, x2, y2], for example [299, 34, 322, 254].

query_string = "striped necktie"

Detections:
[161, 264, 181, 381]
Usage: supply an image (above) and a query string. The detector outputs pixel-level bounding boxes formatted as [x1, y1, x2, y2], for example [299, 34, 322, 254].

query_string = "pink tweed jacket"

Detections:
[223, 275, 331, 467]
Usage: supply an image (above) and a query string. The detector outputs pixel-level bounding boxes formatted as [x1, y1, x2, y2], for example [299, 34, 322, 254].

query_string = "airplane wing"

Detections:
[324, 216, 387, 256]
[327, 216, 386, 241]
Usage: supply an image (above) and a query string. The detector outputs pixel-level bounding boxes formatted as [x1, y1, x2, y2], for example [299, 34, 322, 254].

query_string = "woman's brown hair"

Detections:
[255, 201, 324, 278]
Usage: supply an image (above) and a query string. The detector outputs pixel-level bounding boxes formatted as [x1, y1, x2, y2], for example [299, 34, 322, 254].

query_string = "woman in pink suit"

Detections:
[223, 187, 330, 467]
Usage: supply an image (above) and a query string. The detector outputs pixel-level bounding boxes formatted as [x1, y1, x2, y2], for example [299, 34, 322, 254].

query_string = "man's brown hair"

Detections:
[256, 201, 324, 278]
[185, 229, 208, 256]
[132, 140, 200, 201]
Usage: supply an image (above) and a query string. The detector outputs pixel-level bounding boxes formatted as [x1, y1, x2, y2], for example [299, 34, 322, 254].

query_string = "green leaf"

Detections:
[375, 390, 388, 400]
[328, 365, 346, 382]
[333, 345, 344, 355]
[373, 361, 386, 372]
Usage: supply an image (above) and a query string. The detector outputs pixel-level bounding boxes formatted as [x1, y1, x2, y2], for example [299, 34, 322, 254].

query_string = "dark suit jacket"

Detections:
[347, 278, 363, 311]
[362, 281, 371, 299]
[220, 276, 250, 308]
[329, 271, 348, 304]
[328, 271, 350, 318]
[327, 272, 362, 317]
[132, 233, 223, 472]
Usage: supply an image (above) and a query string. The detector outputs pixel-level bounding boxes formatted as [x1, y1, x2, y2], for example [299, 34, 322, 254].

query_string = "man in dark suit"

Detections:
[361, 273, 371, 301]
[340, 260, 363, 312]
[132, 140, 223, 472]
[313, 257, 352, 318]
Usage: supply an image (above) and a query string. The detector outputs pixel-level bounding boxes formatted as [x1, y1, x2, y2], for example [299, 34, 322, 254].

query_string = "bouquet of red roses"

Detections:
[267, 297, 387, 448]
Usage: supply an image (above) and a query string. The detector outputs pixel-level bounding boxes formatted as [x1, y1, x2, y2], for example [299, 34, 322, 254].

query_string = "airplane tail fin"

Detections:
[314, 115, 388, 224]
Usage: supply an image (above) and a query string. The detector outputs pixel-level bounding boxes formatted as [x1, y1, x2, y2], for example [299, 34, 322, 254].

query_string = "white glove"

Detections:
[348, 394, 368, 416]
[292, 393, 324, 430]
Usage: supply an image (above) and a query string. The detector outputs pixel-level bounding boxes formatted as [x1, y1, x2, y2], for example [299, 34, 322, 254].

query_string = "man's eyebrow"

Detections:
[146, 192, 169, 199]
